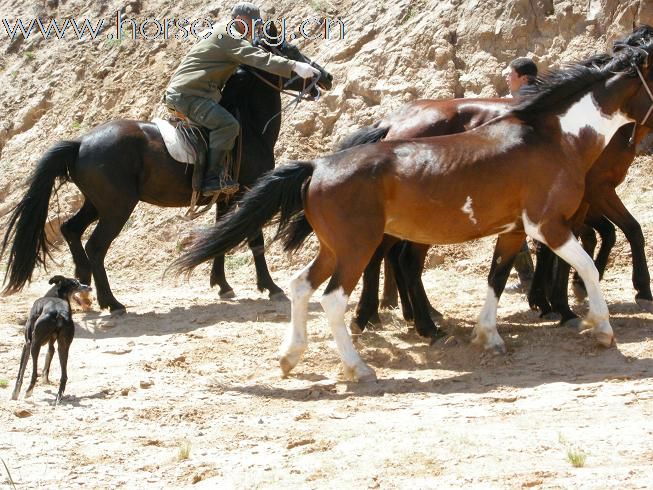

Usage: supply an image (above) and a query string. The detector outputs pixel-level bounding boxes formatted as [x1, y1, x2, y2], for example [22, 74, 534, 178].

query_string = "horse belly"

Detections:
[384, 194, 521, 245]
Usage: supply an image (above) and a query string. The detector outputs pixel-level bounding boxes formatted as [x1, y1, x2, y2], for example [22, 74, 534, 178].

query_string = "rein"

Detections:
[246, 37, 323, 134]
[630, 64, 653, 145]
[243, 66, 322, 134]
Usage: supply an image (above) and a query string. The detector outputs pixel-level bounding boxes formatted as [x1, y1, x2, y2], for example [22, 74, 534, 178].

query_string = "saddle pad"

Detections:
[153, 118, 195, 164]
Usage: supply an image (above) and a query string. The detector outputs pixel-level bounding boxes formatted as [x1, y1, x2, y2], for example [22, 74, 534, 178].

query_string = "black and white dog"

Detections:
[11, 275, 91, 404]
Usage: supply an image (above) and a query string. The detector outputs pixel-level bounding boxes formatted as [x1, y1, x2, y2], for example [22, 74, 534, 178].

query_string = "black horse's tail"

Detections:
[1, 140, 80, 294]
[172, 160, 315, 275]
[278, 124, 391, 252]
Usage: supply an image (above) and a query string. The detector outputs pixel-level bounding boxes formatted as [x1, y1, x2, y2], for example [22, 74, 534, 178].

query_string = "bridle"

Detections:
[245, 34, 323, 133]
[629, 63, 653, 146]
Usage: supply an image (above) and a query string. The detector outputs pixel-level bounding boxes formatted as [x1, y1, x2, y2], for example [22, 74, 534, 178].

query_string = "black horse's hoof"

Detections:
[559, 317, 582, 329]
[428, 328, 447, 345]
[367, 313, 382, 327]
[110, 306, 127, 316]
[269, 291, 289, 302]
[429, 306, 444, 320]
[636, 298, 653, 313]
[219, 289, 236, 299]
[416, 321, 442, 340]
[541, 311, 561, 321]
[349, 319, 364, 335]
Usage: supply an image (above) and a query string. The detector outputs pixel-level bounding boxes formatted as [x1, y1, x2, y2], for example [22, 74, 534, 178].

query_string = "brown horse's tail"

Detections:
[1, 140, 80, 294]
[170, 160, 315, 276]
[278, 124, 391, 253]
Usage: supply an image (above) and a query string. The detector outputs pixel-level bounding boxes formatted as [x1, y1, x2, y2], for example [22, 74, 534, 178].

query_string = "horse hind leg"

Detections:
[351, 242, 385, 334]
[85, 203, 137, 313]
[24, 341, 43, 399]
[60, 200, 98, 285]
[210, 200, 236, 298]
[321, 254, 378, 382]
[472, 231, 526, 355]
[248, 231, 287, 301]
[279, 247, 335, 376]
[61, 200, 98, 310]
[398, 242, 443, 338]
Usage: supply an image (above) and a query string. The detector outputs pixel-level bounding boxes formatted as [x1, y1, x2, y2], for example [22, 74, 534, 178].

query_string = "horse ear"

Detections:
[49, 275, 65, 285]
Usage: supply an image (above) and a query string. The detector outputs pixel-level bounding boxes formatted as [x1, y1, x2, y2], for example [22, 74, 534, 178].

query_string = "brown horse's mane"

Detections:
[512, 30, 653, 119]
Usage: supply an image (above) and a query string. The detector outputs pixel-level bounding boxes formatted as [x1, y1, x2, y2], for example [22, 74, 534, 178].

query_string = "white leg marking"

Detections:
[522, 211, 545, 242]
[471, 286, 506, 354]
[553, 237, 614, 346]
[321, 287, 376, 382]
[279, 264, 314, 374]
[522, 211, 614, 347]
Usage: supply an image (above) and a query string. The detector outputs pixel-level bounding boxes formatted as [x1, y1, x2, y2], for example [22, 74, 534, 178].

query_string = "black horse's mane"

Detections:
[512, 25, 653, 118]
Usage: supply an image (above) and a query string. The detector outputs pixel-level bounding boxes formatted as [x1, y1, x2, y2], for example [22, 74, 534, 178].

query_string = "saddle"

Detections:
[153, 109, 242, 217]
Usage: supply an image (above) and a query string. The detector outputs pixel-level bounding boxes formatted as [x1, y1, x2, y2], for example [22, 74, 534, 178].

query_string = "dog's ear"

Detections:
[49, 275, 66, 285]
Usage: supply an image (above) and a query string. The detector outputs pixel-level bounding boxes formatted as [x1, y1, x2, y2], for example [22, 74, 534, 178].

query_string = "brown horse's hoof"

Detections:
[349, 320, 364, 335]
[594, 330, 616, 348]
[636, 298, 653, 313]
[344, 363, 377, 383]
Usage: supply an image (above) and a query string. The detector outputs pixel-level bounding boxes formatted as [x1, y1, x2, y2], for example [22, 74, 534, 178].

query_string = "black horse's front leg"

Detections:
[597, 192, 653, 312]
[397, 242, 443, 338]
[528, 241, 555, 317]
[351, 242, 385, 333]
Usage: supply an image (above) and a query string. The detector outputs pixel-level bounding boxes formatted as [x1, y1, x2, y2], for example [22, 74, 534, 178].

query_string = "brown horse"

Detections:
[343, 48, 653, 334]
[347, 96, 653, 334]
[174, 35, 653, 381]
[528, 122, 652, 323]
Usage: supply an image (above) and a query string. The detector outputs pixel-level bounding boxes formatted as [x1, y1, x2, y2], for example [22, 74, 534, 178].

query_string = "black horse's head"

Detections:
[254, 21, 334, 97]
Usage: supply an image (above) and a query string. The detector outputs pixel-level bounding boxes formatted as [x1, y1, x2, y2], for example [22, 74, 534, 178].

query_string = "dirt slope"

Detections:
[1, 0, 653, 488]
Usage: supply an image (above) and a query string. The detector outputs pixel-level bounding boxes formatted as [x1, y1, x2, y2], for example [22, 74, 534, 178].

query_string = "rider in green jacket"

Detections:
[164, 2, 319, 196]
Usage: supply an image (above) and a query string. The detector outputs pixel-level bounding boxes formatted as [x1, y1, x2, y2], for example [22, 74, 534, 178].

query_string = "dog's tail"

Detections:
[278, 124, 391, 252]
[1, 141, 80, 294]
[170, 160, 315, 275]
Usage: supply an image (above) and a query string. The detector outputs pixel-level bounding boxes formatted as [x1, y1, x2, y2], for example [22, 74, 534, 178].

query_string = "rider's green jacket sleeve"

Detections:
[166, 22, 296, 102]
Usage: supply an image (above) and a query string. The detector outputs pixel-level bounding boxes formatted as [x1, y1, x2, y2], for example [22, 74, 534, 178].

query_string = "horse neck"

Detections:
[551, 81, 637, 167]
[250, 70, 283, 138]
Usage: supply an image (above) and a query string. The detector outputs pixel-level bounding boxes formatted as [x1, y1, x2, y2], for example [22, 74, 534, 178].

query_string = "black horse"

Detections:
[1, 34, 333, 312]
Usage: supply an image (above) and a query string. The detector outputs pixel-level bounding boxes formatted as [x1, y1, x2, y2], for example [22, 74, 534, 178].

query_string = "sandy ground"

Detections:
[0, 250, 652, 489]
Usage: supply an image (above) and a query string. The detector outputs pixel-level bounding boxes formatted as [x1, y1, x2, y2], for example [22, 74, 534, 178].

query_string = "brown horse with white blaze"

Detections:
[173, 35, 653, 381]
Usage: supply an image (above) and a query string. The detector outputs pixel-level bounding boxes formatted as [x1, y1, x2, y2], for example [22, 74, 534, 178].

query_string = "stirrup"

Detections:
[201, 181, 239, 197]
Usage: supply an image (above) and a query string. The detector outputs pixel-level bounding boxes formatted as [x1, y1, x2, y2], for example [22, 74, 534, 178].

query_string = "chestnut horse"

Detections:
[344, 39, 653, 334]
[1, 36, 332, 312]
[345, 98, 653, 335]
[528, 123, 652, 324]
[174, 35, 653, 381]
